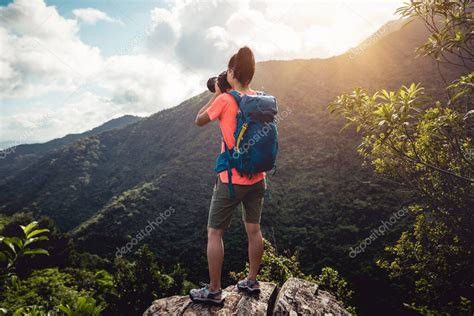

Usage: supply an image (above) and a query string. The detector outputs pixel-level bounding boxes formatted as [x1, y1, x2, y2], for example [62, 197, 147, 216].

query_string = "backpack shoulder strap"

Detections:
[214, 91, 239, 200]
[228, 90, 241, 105]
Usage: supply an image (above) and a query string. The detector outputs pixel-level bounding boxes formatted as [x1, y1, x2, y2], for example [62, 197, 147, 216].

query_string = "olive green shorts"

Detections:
[208, 177, 266, 229]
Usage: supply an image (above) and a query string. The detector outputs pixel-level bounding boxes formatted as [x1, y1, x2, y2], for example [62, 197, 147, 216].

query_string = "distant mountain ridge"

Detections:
[0, 115, 142, 184]
[347, 19, 406, 57]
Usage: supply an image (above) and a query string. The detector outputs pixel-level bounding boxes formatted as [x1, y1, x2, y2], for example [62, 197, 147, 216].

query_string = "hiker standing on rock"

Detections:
[191, 46, 278, 304]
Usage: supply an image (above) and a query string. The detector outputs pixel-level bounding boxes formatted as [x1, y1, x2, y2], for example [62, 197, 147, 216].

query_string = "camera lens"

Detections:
[207, 77, 217, 93]
[217, 71, 232, 92]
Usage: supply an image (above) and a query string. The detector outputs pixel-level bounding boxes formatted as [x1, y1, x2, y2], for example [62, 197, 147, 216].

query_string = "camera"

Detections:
[207, 71, 232, 93]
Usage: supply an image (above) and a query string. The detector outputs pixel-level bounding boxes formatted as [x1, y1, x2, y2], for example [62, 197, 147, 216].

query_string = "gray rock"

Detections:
[143, 278, 351, 315]
[273, 278, 351, 315]
[143, 282, 277, 315]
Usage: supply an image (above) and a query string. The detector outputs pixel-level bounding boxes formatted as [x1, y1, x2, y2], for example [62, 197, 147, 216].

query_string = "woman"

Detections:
[191, 46, 266, 304]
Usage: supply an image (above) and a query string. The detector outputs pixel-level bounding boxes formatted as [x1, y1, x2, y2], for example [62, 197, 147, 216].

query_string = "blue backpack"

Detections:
[215, 90, 278, 198]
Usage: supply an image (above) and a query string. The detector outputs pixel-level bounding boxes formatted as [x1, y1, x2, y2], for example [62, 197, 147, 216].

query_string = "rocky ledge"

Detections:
[143, 277, 351, 315]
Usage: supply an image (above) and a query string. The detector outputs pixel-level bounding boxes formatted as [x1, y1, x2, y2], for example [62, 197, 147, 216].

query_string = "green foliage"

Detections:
[229, 239, 305, 286]
[0, 266, 114, 315]
[0, 221, 50, 284]
[330, 81, 473, 314]
[330, 1, 473, 314]
[62, 268, 115, 308]
[1, 213, 80, 280]
[0, 219, 113, 315]
[3, 296, 106, 316]
[449, 72, 474, 106]
[316, 267, 354, 311]
[110, 244, 187, 315]
[396, 0, 474, 69]
[329, 83, 472, 189]
[0, 268, 92, 313]
[377, 203, 473, 315]
[58, 296, 105, 316]
[230, 240, 355, 312]
[11, 305, 53, 316]
[0, 216, 195, 316]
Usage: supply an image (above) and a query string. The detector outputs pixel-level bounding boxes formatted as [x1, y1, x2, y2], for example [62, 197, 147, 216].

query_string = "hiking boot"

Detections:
[237, 278, 261, 294]
[189, 282, 224, 305]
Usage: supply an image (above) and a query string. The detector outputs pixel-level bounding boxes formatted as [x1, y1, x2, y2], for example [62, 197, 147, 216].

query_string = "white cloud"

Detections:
[146, 0, 403, 68]
[147, 0, 244, 70]
[1, 92, 124, 144]
[147, 8, 179, 54]
[72, 8, 121, 25]
[97, 54, 203, 113]
[0, 0, 404, 145]
[0, 0, 77, 40]
[0, 54, 204, 143]
[0, 0, 205, 144]
[0, 0, 102, 98]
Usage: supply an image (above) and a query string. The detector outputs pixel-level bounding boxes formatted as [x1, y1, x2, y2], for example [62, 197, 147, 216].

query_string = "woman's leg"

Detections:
[206, 178, 241, 290]
[241, 179, 265, 281]
[207, 227, 225, 291]
[244, 223, 263, 280]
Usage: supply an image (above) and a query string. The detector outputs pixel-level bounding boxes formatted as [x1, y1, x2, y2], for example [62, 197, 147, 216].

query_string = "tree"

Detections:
[0, 219, 110, 315]
[0, 221, 50, 286]
[109, 244, 186, 315]
[396, 0, 474, 70]
[1, 268, 93, 313]
[329, 1, 473, 314]
[1, 213, 78, 277]
[58, 296, 105, 316]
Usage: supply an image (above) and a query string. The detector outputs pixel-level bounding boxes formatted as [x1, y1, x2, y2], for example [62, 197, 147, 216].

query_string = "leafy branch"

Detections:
[0, 221, 50, 282]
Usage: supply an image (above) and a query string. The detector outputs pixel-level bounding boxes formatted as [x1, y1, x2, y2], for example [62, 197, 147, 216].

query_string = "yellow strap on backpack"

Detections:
[235, 123, 248, 153]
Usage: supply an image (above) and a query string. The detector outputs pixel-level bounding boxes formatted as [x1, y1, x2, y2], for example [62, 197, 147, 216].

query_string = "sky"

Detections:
[0, 0, 403, 147]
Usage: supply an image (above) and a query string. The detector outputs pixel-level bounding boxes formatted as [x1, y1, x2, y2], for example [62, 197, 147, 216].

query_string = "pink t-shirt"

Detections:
[207, 91, 265, 185]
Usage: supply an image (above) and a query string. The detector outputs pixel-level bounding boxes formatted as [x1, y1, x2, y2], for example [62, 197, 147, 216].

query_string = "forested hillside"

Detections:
[0, 115, 142, 185]
[0, 18, 467, 315]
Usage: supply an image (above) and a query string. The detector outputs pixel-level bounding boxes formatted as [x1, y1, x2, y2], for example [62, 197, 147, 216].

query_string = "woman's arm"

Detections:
[195, 84, 221, 127]
[195, 94, 216, 126]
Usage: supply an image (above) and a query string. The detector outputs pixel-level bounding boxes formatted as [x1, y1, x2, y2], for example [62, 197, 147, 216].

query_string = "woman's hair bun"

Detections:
[231, 46, 255, 85]
[236, 46, 254, 62]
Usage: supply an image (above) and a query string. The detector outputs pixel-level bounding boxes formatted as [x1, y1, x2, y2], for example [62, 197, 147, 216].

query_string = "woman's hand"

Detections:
[196, 88, 219, 127]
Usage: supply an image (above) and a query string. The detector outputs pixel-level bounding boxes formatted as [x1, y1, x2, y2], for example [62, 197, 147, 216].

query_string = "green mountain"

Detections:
[0, 115, 142, 185]
[0, 19, 465, 314]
